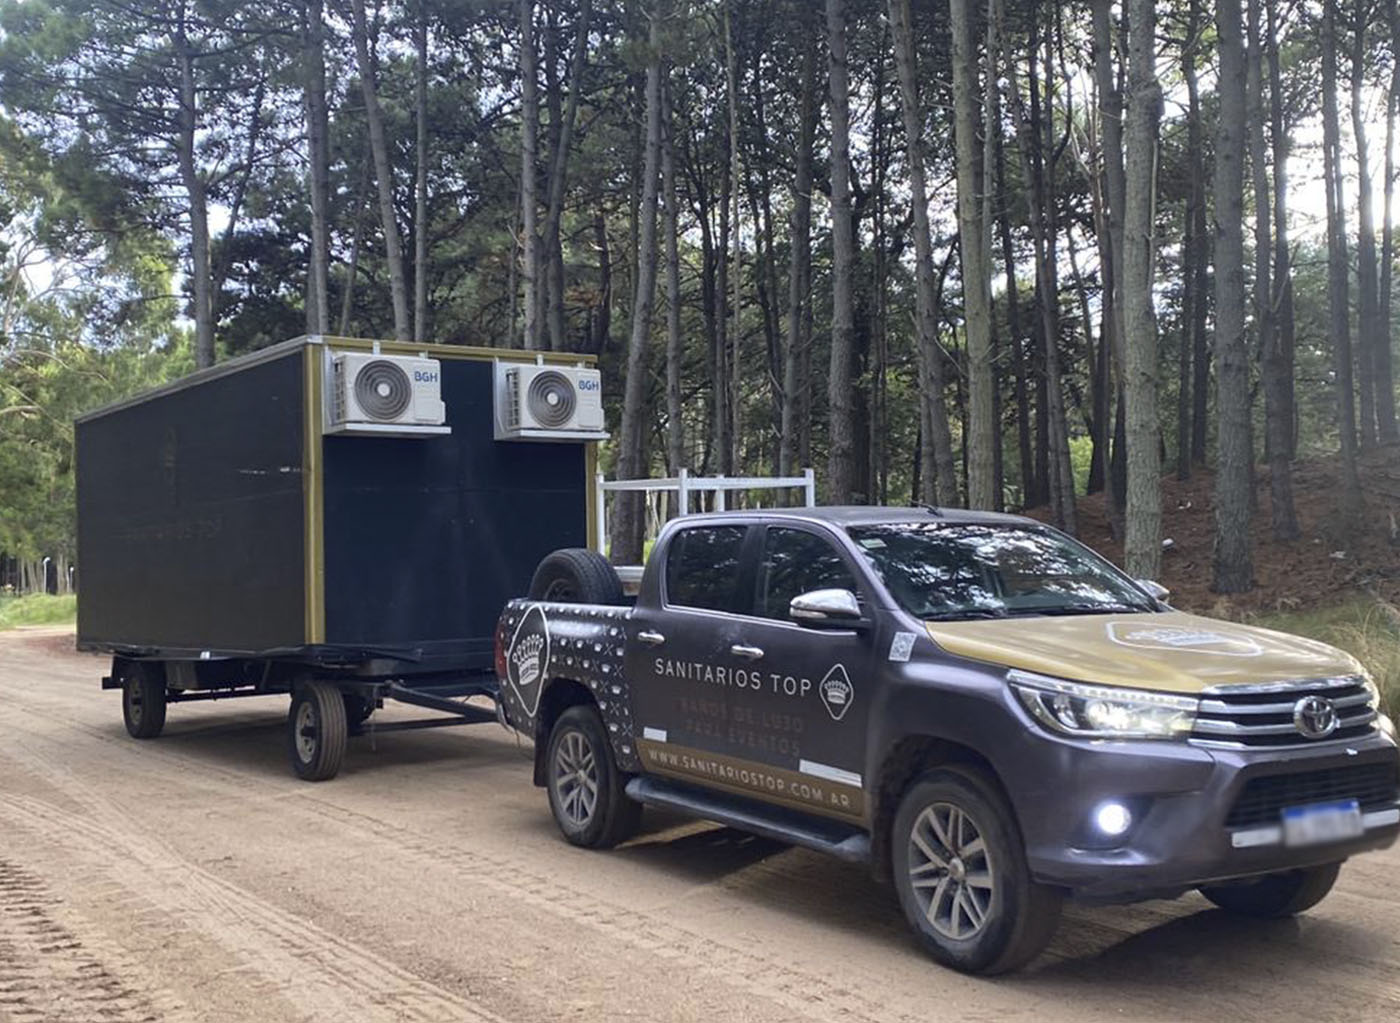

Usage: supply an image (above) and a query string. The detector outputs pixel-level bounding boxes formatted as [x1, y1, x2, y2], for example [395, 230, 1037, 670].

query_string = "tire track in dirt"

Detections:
[0, 793, 503, 1023]
[3, 694, 921, 1023]
[0, 857, 180, 1023]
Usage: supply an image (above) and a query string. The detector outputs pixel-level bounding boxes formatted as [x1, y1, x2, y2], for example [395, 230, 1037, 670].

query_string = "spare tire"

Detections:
[529, 548, 624, 605]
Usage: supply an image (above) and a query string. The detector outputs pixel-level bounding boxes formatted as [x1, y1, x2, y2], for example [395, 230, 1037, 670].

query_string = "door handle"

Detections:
[730, 644, 764, 661]
[638, 630, 666, 646]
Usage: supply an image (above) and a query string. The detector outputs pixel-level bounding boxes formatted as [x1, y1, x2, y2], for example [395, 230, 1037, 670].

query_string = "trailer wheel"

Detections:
[121, 661, 167, 740]
[529, 548, 624, 605]
[545, 704, 640, 848]
[288, 682, 348, 782]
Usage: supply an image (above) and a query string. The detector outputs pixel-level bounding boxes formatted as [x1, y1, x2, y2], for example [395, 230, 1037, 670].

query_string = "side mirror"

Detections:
[1136, 579, 1171, 602]
[790, 588, 865, 628]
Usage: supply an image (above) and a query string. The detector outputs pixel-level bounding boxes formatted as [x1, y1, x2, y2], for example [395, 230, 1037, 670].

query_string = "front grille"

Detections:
[1225, 761, 1400, 829]
[1192, 675, 1378, 747]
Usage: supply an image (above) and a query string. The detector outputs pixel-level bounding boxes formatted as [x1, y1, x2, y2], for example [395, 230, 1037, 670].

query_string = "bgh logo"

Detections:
[413, 370, 438, 383]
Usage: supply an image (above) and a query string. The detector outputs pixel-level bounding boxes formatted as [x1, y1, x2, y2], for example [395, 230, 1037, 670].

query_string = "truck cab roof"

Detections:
[659, 505, 1041, 531]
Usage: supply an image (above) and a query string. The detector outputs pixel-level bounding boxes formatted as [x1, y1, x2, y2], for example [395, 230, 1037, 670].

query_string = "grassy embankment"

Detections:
[0, 593, 77, 629]
[1250, 596, 1400, 721]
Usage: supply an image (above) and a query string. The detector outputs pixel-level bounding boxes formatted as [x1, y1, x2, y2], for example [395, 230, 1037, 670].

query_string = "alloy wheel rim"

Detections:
[295, 701, 318, 762]
[554, 729, 599, 826]
[908, 801, 996, 941]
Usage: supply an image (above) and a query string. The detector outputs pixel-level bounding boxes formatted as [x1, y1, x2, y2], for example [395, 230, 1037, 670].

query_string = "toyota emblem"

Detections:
[1293, 695, 1339, 739]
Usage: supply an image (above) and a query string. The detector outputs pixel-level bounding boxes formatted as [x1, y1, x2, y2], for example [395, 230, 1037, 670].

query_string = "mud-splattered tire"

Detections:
[529, 548, 624, 605]
[545, 704, 640, 849]
[121, 661, 167, 740]
[1199, 862, 1342, 918]
[891, 766, 1062, 974]
[288, 681, 348, 782]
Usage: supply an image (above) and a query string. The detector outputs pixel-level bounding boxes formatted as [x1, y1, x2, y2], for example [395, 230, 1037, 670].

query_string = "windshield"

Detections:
[846, 522, 1156, 620]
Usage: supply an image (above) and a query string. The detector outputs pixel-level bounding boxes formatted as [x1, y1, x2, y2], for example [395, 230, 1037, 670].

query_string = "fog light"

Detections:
[1094, 801, 1133, 836]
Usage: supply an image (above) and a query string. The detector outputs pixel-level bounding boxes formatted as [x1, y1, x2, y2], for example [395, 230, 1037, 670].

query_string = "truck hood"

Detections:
[923, 611, 1364, 694]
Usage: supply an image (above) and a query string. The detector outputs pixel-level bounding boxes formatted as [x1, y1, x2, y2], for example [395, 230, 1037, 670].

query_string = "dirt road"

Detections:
[2, 627, 1398, 1023]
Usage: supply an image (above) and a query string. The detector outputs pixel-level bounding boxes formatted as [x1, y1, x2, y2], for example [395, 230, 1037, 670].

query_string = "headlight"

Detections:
[1009, 669, 1198, 740]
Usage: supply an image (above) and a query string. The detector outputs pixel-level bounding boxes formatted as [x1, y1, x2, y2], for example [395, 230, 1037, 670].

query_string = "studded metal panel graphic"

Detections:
[498, 599, 641, 772]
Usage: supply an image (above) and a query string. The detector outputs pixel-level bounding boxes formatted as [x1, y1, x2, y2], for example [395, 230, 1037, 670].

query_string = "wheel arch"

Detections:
[532, 677, 598, 786]
[870, 735, 1016, 883]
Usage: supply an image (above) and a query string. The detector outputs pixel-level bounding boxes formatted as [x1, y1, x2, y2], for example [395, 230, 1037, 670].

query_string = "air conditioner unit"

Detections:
[494, 361, 608, 441]
[327, 351, 449, 437]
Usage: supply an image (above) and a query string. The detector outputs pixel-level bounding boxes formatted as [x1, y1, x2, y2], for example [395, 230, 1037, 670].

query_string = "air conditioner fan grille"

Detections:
[526, 370, 577, 428]
[354, 359, 412, 420]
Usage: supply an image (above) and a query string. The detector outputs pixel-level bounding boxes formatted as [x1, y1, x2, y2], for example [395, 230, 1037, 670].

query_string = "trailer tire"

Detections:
[288, 681, 348, 782]
[121, 661, 167, 740]
[545, 704, 641, 849]
[529, 548, 624, 605]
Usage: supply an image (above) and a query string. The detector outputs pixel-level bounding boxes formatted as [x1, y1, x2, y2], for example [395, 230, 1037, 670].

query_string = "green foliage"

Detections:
[0, 593, 76, 629]
[1249, 597, 1400, 721]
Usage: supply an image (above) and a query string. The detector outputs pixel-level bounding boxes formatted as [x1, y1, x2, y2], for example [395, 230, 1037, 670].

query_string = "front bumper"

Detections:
[1015, 730, 1400, 902]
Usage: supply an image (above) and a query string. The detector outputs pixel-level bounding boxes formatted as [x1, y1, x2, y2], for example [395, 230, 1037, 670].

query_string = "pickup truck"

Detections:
[494, 506, 1400, 974]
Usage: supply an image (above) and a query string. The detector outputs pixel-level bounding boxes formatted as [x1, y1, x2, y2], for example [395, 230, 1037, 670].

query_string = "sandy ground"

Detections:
[2, 628, 1399, 1023]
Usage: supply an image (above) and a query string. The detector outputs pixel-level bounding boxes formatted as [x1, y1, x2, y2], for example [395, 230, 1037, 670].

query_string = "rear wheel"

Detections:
[545, 704, 640, 848]
[121, 661, 167, 739]
[1199, 862, 1342, 918]
[288, 681, 348, 781]
[891, 767, 1062, 974]
[528, 548, 624, 605]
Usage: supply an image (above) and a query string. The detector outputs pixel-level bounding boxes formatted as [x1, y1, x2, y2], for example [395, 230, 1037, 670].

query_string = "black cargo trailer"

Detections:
[75, 335, 605, 779]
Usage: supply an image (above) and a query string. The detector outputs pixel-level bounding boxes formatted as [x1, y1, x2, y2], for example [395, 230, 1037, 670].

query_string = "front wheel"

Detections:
[287, 681, 348, 781]
[121, 661, 167, 739]
[1199, 862, 1342, 918]
[545, 705, 640, 848]
[891, 767, 1062, 974]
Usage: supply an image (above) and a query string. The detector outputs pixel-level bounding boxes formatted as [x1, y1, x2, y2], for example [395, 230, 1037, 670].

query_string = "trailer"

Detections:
[75, 335, 606, 779]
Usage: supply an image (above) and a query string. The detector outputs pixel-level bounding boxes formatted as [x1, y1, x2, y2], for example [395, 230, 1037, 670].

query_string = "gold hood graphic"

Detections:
[924, 611, 1364, 694]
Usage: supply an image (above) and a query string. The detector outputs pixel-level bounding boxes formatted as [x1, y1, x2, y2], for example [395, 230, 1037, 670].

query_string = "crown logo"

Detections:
[819, 664, 854, 722]
[511, 633, 545, 687]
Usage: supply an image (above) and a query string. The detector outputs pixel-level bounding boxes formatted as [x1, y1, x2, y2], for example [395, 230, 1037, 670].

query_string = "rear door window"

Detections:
[664, 526, 750, 613]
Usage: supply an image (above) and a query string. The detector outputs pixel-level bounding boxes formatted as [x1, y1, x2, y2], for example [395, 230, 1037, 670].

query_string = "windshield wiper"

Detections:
[1015, 602, 1153, 617]
[923, 607, 1008, 621]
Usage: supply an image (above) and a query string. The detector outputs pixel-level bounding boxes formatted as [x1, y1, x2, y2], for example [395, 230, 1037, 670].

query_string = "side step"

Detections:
[625, 775, 871, 864]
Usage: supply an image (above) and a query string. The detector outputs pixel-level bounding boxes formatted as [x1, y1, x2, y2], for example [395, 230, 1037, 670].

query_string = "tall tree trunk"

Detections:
[1267, 1, 1297, 461]
[610, 3, 664, 562]
[1259, 0, 1299, 538]
[1322, 0, 1363, 518]
[350, 0, 411, 342]
[950, 0, 995, 509]
[995, 129, 1033, 506]
[1352, 3, 1379, 446]
[1353, 2, 1395, 442]
[890, 0, 957, 505]
[663, 77, 684, 475]
[174, 5, 214, 368]
[780, 25, 818, 480]
[303, 0, 330, 336]
[413, 0, 429, 341]
[544, 0, 592, 351]
[517, 0, 541, 350]
[725, 2, 743, 472]
[1382, 0, 1400, 445]
[1187, 7, 1211, 471]
[826, 0, 858, 503]
[1213, 0, 1254, 592]
[339, 154, 371, 336]
[1122, 0, 1161, 578]
[1091, 0, 1126, 527]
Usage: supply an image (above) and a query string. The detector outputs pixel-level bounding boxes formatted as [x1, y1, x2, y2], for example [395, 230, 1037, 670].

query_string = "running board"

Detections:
[625, 776, 871, 863]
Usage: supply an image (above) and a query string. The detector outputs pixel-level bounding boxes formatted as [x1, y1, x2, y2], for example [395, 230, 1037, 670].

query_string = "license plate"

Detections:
[1281, 800, 1363, 847]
